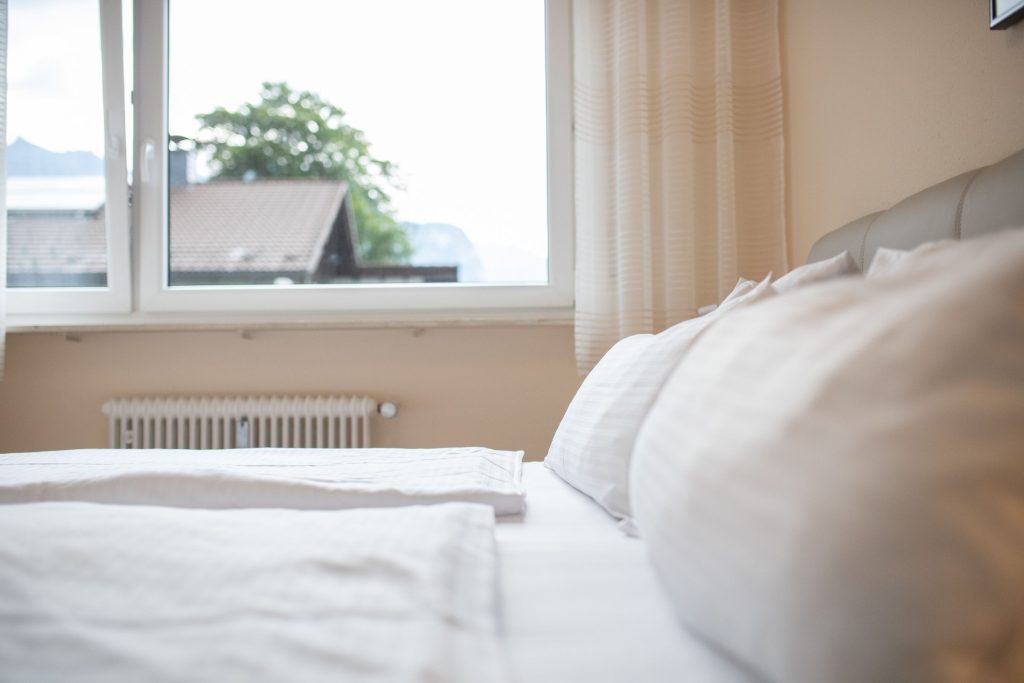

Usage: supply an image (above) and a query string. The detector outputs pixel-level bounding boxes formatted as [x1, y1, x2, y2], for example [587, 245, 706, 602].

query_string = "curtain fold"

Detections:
[0, 0, 7, 380]
[573, 0, 787, 373]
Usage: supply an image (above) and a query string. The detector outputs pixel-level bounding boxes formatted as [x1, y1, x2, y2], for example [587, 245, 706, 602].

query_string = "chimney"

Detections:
[169, 149, 195, 188]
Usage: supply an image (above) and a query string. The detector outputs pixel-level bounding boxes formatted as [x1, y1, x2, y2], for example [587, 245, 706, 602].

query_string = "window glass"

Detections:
[6, 0, 108, 288]
[167, 0, 549, 288]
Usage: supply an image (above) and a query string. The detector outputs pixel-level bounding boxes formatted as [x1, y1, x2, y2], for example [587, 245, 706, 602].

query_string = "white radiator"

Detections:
[101, 396, 396, 449]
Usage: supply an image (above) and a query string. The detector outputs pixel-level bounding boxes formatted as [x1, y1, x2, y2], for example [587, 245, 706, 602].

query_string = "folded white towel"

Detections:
[0, 501, 506, 683]
[0, 446, 526, 515]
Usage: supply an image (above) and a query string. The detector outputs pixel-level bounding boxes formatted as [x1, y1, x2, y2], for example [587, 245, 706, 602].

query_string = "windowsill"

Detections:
[5, 307, 575, 334]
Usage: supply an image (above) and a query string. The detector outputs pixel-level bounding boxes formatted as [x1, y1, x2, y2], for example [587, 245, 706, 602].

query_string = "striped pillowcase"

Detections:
[771, 250, 857, 292]
[544, 276, 774, 521]
[630, 229, 1024, 683]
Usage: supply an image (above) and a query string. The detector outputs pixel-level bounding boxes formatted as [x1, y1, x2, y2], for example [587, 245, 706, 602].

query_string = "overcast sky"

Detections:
[7, 0, 549, 258]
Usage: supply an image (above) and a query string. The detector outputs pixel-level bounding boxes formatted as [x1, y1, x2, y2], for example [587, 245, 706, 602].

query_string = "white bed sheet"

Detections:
[498, 463, 755, 683]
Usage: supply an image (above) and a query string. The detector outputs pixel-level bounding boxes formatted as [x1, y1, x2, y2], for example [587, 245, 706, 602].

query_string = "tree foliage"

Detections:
[194, 81, 411, 262]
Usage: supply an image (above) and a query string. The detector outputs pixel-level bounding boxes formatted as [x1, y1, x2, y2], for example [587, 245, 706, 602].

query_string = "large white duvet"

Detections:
[0, 447, 525, 515]
[0, 501, 505, 683]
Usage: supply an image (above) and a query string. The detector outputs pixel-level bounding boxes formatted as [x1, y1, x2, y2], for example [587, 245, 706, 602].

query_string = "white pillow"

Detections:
[866, 240, 958, 278]
[701, 254, 850, 317]
[544, 276, 774, 520]
[631, 229, 1024, 683]
[696, 303, 718, 316]
[865, 246, 910, 276]
[697, 277, 757, 316]
[772, 250, 858, 292]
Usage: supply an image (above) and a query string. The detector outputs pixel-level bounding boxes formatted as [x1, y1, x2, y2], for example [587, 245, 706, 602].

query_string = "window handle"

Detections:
[105, 109, 123, 160]
[141, 139, 156, 184]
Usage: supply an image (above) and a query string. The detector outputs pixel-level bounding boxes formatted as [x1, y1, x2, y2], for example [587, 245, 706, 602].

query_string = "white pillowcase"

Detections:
[865, 246, 910, 276]
[700, 252, 853, 316]
[772, 250, 858, 292]
[631, 229, 1024, 683]
[866, 239, 959, 278]
[696, 278, 757, 317]
[544, 276, 774, 520]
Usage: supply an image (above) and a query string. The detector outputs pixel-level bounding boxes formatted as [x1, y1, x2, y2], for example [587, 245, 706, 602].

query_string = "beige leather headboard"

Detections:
[807, 147, 1024, 268]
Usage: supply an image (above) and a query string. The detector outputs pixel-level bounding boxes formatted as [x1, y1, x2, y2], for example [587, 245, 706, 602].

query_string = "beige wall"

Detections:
[0, 325, 580, 459]
[783, 0, 1024, 264]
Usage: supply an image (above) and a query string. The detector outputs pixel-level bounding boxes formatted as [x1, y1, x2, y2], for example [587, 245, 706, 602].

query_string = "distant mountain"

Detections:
[7, 137, 103, 176]
[402, 221, 547, 283]
[403, 222, 484, 282]
[473, 242, 547, 284]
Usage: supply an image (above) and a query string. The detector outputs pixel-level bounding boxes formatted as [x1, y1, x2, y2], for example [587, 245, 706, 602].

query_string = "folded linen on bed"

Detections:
[0, 501, 506, 683]
[0, 447, 525, 515]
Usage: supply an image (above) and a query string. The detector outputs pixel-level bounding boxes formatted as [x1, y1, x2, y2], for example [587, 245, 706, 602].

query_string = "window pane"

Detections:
[167, 0, 548, 287]
[6, 0, 108, 288]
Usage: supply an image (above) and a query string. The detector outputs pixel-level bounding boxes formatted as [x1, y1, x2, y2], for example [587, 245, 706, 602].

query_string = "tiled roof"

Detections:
[170, 179, 346, 275]
[7, 179, 347, 281]
[7, 212, 107, 276]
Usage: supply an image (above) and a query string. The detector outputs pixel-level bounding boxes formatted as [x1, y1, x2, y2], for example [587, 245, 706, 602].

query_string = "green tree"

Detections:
[193, 81, 411, 262]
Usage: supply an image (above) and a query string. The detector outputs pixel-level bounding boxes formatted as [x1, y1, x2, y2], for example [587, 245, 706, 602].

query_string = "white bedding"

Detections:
[0, 501, 505, 683]
[0, 455, 754, 682]
[0, 447, 525, 515]
[497, 463, 754, 683]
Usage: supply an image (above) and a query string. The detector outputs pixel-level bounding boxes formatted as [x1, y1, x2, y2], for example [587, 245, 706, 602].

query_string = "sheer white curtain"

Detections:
[572, 0, 787, 372]
[0, 0, 7, 379]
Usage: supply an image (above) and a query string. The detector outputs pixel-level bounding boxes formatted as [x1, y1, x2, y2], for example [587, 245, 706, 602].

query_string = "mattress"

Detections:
[498, 463, 753, 683]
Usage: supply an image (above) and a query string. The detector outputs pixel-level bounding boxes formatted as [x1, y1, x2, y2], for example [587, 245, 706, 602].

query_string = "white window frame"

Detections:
[6, 0, 132, 316]
[134, 0, 574, 315]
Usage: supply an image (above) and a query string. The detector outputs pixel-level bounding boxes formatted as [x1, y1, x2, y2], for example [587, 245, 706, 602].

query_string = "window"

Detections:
[7, 0, 571, 321]
[137, 0, 573, 315]
[5, 0, 130, 315]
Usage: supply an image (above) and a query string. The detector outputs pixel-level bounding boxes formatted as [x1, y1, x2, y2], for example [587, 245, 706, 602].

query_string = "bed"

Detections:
[499, 463, 753, 683]
[1, 147, 1023, 683]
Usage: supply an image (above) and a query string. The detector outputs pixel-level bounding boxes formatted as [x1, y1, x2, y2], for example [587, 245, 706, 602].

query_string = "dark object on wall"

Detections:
[991, 0, 1024, 29]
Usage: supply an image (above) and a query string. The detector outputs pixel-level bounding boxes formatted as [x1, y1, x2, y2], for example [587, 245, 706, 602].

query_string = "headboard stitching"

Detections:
[953, 168, 985, 241]
[858, 213, 882, 268]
